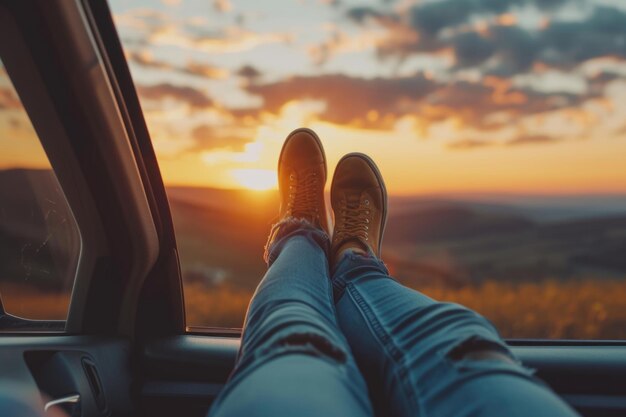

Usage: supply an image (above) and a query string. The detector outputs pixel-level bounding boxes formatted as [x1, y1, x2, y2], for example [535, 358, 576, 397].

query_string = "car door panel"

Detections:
[0, 337, 132, 417]
[140, 335, 626, 417]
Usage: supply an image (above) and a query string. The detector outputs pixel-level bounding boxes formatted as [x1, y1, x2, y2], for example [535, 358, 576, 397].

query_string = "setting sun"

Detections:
[231, 169, 277, 191]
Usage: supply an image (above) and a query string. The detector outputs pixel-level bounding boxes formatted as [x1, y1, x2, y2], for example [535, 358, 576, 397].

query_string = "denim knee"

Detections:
[407, 301, 512, 357]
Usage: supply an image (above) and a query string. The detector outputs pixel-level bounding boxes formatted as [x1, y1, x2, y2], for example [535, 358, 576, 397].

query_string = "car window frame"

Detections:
[0, 0, 161, 336]
[90, 0, 626, 344]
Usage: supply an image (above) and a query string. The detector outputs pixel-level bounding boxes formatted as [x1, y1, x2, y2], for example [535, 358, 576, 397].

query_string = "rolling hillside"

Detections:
[2, 169, 626, 337]
[2, 169, 625, 291]
[166, 185, 626, 290]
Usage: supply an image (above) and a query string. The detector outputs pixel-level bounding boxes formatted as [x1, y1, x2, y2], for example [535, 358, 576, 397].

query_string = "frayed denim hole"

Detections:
[446, 336, 513, 363]
[442, 336, 540, 381]
[451, 357, 538, 380]
[277, 332, 348, 363]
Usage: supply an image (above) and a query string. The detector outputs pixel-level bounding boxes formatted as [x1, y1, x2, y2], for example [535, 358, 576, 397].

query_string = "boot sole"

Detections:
[332, 152, 388, 257]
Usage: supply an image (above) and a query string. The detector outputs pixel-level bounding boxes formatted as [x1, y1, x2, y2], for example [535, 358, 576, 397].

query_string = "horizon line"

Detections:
[164, 183, 626, 198]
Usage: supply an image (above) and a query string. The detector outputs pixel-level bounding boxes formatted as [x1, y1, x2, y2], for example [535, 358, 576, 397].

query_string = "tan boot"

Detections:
[277, 128, 329, 233]
[331, 153, 387, 260]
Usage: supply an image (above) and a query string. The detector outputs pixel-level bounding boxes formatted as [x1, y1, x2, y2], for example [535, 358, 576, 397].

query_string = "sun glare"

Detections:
[231, 169, 278, 191]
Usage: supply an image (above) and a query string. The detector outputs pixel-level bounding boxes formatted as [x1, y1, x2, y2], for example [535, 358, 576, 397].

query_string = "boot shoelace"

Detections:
[287, 170, 320, 220]
[336, 198, 370, 242]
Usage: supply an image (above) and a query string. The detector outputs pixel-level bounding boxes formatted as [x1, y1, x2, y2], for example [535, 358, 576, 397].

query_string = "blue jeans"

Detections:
[209, 222, 578, 417]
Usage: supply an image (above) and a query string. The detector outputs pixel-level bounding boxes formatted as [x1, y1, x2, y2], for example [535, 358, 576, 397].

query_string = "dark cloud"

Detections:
[344, 3, 626, 76]
[344, 6, 436, 58]
[452, 31, 495, 68]
[469, 7, 626, 75]
[408, 0, 495, 37]
[136, 83, 213, 109]
[406, 0, 567, 36]
[242, 72, 596, 132]
[415, 77, 590, 129]
[405, 0, 565, 36]
[345, 0, 564, 40]
[346, 6, 388, 24]
[191, 124, 251, 151]
[246, 72, 437, 127]
[456, 25, 539, 75]
[236, 65, 262, 80]
[538, 7, 626, 69]
[588, 71, 622, 87]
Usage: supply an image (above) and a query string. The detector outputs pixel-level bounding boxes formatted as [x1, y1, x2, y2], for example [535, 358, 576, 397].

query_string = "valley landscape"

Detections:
[2, 169, 626, 339]
[168, 185, 626, 338]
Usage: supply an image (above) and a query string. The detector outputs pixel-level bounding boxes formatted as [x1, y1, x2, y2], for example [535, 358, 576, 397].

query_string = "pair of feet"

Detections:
[277, 128, 387, 263]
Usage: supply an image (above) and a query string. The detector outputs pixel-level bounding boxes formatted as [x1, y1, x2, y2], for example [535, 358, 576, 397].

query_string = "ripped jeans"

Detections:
[208, 221, 579, 417]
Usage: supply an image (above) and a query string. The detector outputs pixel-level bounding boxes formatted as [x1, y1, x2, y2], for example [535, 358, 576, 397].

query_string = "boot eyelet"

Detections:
[364, 200, 370, 205]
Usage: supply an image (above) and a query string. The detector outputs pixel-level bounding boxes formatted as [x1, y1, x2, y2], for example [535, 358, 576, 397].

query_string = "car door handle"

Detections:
[44, 393, 81, 412]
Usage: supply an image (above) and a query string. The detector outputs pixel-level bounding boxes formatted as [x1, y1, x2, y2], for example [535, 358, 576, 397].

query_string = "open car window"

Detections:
[108, 0, 626, 339]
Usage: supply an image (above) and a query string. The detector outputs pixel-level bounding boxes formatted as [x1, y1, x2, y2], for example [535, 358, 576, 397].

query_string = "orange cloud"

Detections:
[137, 83, 213, 109]
[126, 50, 228, 79]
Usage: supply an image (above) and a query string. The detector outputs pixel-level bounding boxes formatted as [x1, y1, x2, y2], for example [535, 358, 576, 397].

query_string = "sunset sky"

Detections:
[2, 0, 626, 195]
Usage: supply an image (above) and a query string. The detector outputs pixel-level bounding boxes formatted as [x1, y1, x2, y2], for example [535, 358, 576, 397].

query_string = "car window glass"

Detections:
[110, 0, 626, 338]
[0, 58, 81, 321]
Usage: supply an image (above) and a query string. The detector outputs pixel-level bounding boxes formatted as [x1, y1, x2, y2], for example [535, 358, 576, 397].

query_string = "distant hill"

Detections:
[2, 169, 625, 293]
[165, 185, 626, 289]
